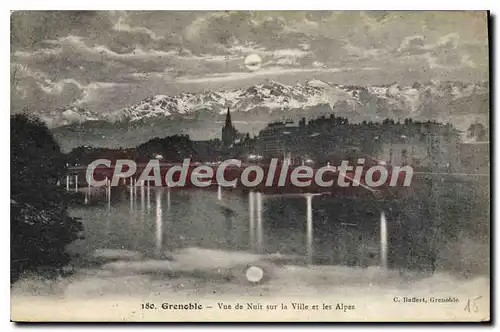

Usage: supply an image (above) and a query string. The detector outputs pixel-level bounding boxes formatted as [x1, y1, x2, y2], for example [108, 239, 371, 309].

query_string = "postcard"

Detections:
[10, 10, 490, 322]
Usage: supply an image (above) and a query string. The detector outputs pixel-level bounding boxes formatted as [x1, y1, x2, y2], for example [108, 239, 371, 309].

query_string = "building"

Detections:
[257, 120, 299, 159]
[379, 141, 428, 167]
[377, 133, 460, 170]
[458, 141, 490, 174]
[221, 107, 238, 147]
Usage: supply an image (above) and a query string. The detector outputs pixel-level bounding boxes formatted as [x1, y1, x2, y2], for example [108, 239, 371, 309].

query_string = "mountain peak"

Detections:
[49, 80, 489, 151]
[306, 80, 330, 88]
[42, 80, 488, 132]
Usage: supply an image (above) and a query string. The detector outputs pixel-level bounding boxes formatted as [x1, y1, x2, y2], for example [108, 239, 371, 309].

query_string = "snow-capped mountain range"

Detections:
[40, 80, 488, 151]
[38, 107, 101, 128]
[105, 80, 334, 123]
[44, 79, 488, 126]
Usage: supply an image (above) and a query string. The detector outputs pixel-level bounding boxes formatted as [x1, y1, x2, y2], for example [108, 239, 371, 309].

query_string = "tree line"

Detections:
[11, 114, 83, 282]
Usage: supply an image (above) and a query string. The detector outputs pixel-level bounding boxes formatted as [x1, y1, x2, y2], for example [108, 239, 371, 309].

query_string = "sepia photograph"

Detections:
[9, 10, 490, 322]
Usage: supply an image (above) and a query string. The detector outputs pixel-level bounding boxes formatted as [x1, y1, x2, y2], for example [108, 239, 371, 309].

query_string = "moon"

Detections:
[245, 265, 264, 283]
[244, 54, 262, 71]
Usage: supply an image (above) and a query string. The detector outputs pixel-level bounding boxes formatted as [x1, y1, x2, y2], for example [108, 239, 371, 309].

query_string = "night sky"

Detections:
[11, 11, 489, 115]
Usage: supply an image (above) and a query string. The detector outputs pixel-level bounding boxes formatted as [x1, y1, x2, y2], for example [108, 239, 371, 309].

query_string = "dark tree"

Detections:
[11, 114, 83, 282]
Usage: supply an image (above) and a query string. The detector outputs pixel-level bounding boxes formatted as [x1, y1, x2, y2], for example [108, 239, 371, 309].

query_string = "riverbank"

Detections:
[11, 247, 490, 322]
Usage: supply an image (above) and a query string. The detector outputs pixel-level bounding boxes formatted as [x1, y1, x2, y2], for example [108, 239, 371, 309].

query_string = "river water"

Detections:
[11, 180, 490, 321]
[67, 179, 489, 276]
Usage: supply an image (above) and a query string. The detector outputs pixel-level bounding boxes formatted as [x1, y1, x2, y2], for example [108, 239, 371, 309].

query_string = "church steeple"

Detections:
[225, 106, 232, 127]
[222, 106, 237, 147]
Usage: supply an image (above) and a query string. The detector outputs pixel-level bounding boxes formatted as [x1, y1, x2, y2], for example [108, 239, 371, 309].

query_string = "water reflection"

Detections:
[140, 181, 145, 214]
[129, 181, 134, 211]
[167, 188, 171, 211]
[146, 182, 151, 210]
[256, 192, 263, 252]
[380, 211, 387, 269]
[155, 189, 163, 256]
[249, 191, 255, 252]
[306, 194, 313, 265]
[69, 177, 489, 276]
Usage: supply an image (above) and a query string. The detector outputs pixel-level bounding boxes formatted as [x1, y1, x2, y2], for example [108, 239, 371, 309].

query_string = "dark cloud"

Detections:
[10, 11, 489, 114]
[11, 11, 111, 50]
[11, 63, 85, 111]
